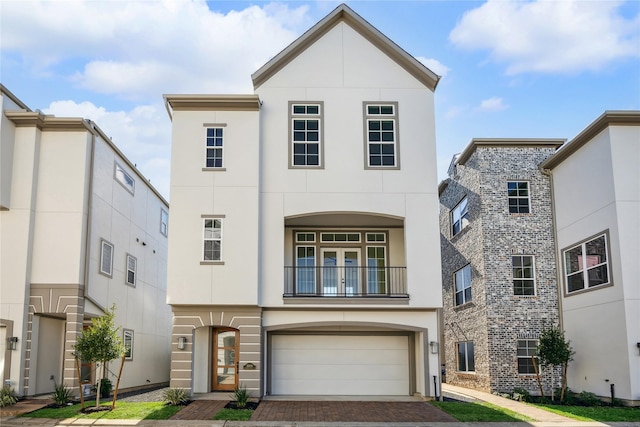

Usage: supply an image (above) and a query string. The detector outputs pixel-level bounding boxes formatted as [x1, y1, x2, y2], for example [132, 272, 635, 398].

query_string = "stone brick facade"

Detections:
[439, 141, 563, 395]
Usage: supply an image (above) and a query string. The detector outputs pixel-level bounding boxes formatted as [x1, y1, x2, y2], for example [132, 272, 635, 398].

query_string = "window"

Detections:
[126, 254, 137, 286]
[508, 181, 529, 213]
[160, 209, 169, 237]
[100, 239, 114, 277]
[451, 197, 469, 236]
[367, 246, 387, 293]
[454, 264, 472, 306]
[564, 232, 610, 293]
[290, 103, 322, 167]
[114, 162, 135, 194]
[296, 246, 316, 294]
[517, 339, 538, 374]
[513, 255, 535, 295]
[320, 233, 361, 242]
[123, 329, 134, 360]
[205, 127, 224, 168]
[457, 341, 475, 372]
[365, 103, 398, 168]
[203, 218, 223, 261]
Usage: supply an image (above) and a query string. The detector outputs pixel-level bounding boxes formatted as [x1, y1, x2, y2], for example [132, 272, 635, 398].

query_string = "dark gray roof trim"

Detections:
[540, 111, 640, 169]
[456, 138, 566, 166]
[251, 3, 440, 91]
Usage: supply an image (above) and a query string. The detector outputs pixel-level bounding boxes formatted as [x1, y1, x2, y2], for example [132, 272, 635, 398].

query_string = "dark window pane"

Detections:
[293, 131, 305, 141]
[293, 105, 305, 114]
[380, 105, 393, 114]
[587, 265, 608, 287]
[370, 156, 381, 166]
[307, 144, 318, 155]
[368, 105, 380, 114]
[567, 272, 585, 292]
[307, 105, 319, 114]
[370, 145, 381, 154]
[382, 132, 394, 141]
[293, 155, 305, 165]
[382, 144, 394, 154]
[369, 132, 381, 141]
[382, 156, 395, 166]
[307, 155, 319, 165]
[381, 121, 394, 130]
[565, 247, 582, 274]
[307, 120, 319, 130]
[215, 128, 223, 137]
[293, 120, 306, 130]
[369, 121, 381, 131]
[307, 132, 319, 142]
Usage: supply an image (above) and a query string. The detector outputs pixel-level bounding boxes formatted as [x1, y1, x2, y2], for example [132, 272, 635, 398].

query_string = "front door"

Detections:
[321, 248, 361, 295]
[212, 328, 238, 391]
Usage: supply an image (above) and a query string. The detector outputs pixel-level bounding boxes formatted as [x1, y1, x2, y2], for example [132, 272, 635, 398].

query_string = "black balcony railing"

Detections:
[284, 266, 407, 298]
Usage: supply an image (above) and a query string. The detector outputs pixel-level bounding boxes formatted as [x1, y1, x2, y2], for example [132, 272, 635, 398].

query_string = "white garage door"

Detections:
[271, 334, 409, 395]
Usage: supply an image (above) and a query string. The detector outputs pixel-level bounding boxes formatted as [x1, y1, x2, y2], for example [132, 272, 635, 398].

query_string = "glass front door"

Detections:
[212, 328, 238, 391]
[321, 248, 360, 295]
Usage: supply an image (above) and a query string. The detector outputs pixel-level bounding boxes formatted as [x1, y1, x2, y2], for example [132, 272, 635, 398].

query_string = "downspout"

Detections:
[540, 167, 564, 330]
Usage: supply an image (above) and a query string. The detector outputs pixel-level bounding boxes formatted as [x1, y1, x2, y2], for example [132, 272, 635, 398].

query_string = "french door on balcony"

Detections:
[321, 248, 361, 295]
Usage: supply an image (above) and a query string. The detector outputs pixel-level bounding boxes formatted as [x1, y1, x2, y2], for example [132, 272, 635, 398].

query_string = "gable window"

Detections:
[160, 208, 169, 237]
[564, 232, 610, 294]
[123, 329, 134, 361]
[513, 255, 535, 296]
[364, 103, 399, 168]
[508, 181, 530, 213]
[290, 102, 323, 168]
[457, 341, 475, 372]
[126, 254, 137, 286]
[114, 162, 135, 194]
[517, 339, 538, 374]
[451, 197, 469, 236]
[100, 239, 114, 277]
[203, 218, 223, 261]
[454, 264, 472, 306]
[205, 127, 224, 168]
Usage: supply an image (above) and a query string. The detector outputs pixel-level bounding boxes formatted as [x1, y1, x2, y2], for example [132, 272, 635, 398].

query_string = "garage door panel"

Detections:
[271, 335, 409, 395]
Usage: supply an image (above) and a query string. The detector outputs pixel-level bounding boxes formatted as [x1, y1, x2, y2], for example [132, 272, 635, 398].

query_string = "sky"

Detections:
[2, 0, 639, 200]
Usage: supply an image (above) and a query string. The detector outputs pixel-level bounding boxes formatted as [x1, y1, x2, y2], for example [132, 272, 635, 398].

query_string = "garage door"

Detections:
[271, 334, 409, 395]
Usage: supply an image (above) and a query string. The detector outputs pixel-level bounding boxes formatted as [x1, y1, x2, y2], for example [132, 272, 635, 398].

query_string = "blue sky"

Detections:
[2, 0, 639, 199]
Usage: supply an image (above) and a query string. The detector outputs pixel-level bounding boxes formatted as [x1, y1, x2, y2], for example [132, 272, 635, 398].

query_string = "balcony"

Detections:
[284, 266, 408, 299]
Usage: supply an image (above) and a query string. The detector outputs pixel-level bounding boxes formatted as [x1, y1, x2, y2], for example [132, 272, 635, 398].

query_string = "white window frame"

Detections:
[457, 341, 475, 372]
[202, 217, 223, 262]
[512, 255, 536, 296]
[295, 245, 316, 294]
[289, 102, 323, 168]
[100, 239, 114, 277]
[517, 339, 538, 375]
[563, 231, 611, 294]
[160, 208, 169, 237]
[364, 103, 399, 169]
[451, 197, 469, 236]
[508, 181, 530, 214]
[123, 329, 134, 361]
[205, 126, 224, 168]
[114, 162, 135, 195]
[126, 254, 137, 286]
[454, 264, 472, 306]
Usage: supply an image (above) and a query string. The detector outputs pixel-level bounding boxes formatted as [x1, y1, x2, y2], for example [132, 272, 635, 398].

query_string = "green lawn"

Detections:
[21, 401, 181, 420]
[534, 404, 640, 422]
[212, 408, 254, 421]
[431, 401, 533, 422]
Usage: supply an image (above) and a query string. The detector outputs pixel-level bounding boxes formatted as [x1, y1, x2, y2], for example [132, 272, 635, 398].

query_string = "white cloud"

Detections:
[2, 0, 310, 98]
[43, 100, 172, 198]
[417, 57, 450, 77]
[449, 0, 640, 74]
[477, 97, 508, 112]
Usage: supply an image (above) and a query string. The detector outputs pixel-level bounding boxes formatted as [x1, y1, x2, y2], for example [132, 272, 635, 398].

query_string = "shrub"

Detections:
[163, 388, 189, 406]
[0, 385, 18, 407]
[577, 391, 601, 407]
[51, 383, 73, 406]
[511, 387, 531, 402]
[96, 378, 112, 398]
[231, 385, 249, 409]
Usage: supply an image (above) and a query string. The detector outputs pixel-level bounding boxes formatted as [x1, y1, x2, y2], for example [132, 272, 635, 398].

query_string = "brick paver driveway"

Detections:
[251, 401, 457, 422]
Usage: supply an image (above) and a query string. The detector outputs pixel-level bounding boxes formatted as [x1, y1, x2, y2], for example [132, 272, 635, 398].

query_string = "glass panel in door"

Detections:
[212, 328, 238, 391]
[321, 248, 360, 296]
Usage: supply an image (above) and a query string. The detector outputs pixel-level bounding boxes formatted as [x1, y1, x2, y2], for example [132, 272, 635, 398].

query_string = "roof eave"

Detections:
[456, 138, 566, 166]
[163, 94, 261, 111]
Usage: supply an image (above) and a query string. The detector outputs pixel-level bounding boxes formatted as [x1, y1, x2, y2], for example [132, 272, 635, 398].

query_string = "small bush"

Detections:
[0, 385, 18, 407]
[577, 391, 602, 407]
[511, 387, 531, 402]
[51, 383, 73, 406]
[96, 378, 112, 398]
[231, 385, 249, 409]
[163, 388, 189, 406]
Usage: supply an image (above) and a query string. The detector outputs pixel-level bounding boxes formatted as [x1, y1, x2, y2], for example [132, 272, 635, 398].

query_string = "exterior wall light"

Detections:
[7, 337, 18, 350]
[430, 341, 439, 354]
[177, 336, 187, 350]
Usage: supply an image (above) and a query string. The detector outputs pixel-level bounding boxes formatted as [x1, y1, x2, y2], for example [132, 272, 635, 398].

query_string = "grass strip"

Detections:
[212, 408, 253, 421]
[431, 401, 533, 422]
[21, 401, 181, 420]
[534, 404, 640, 422]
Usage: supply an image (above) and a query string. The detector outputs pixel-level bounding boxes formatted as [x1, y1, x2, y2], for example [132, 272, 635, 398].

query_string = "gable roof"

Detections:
[251, 3, 440, 91]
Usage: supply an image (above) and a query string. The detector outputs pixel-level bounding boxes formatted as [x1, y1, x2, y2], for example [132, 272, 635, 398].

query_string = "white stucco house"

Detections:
[540, 111, 640, 405]
[0, 85, 171, 397]
[165, 4, 443, 398]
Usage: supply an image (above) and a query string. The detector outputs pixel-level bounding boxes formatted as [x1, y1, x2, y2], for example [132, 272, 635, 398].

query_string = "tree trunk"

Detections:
[532, 356, 544, 398]
[560, 362, 568, 402]
[111, 355, 126, 409]
[95, 363, 101, 408]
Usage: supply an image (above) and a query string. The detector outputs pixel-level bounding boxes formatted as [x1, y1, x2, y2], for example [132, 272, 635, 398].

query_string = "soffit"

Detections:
[285, 212, 404, 228]
[164, 95, 261, 111]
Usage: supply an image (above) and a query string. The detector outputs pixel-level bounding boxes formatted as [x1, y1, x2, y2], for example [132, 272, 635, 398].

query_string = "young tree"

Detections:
[537, 324, 574, 401]
[74, 305, 125, 409]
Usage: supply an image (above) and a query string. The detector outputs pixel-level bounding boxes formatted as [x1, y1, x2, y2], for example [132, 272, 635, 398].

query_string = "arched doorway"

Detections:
[212, 328, 238, 391]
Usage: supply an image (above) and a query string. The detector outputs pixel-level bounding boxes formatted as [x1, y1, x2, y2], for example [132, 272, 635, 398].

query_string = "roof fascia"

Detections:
[0, 84, 31, 111]
[456, 138, 566, 166]
[251, 3, 439, 91]
[540, 111, 640, 170]
[163, 95, 261, 112]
